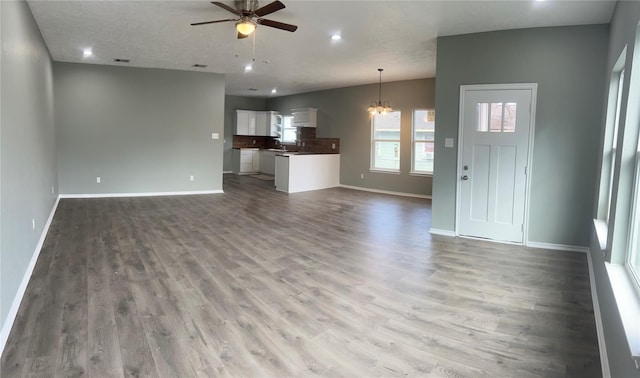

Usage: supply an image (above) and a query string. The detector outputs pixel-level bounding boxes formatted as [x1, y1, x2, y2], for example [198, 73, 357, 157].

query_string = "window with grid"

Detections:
[371, 111, 401, 172]
[411, 109, 435, 174]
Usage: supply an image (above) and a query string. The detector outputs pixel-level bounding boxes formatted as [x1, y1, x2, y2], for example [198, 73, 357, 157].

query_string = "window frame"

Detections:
[370, 110, 402, 173]
[411, 109, 435, 176]
[627, 148, 640, 287]
[598, 50, 627, 225]
[607, 68, 626, 223]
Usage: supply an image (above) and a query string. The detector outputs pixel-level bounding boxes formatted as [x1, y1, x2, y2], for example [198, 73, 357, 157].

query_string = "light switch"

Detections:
[211, 133, 219, 140]
[445, 138, 454, 148]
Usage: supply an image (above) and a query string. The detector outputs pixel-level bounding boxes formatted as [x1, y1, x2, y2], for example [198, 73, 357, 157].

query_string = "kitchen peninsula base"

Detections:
[275, 154, 340, 193]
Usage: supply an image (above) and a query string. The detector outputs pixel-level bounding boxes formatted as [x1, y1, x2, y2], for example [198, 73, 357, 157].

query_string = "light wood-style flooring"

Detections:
[1, 174, 601, 377]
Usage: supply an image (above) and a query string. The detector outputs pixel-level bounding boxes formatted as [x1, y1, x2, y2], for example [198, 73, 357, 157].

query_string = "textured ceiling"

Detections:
[27, 0, 616, 97]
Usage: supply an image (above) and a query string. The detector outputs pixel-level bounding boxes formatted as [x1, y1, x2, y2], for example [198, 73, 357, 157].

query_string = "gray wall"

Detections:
[54, 63, 225, 194]
[267, 79, 435, 196]
[1, 0, 57, 339]
[432, 25, 609, 246]
[590, 1, 640, 377]
[223, 95, 267, 172]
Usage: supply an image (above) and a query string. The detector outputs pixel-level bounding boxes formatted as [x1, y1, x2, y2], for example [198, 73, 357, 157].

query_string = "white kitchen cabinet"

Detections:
[256, 111, 269, 136]
[237, 110, 281, 136]
[232, 148, 260, 174]
[236, 110, 257, 135]
[292, 108, 317, 128]
[259, 150, 276, 175]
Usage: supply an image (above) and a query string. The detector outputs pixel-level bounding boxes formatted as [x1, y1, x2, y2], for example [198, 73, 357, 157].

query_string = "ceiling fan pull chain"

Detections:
[252, 30, 256, 63]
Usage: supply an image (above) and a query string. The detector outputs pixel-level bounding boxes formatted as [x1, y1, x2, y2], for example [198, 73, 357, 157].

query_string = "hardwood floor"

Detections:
[1, 174, 601, 377]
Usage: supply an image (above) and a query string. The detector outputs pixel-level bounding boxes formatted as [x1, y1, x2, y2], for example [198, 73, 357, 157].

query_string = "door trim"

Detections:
[455, 83, 538, 245]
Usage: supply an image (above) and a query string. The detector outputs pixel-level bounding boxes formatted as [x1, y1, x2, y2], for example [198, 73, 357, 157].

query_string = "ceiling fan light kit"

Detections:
[368, 68, 393, 115]
[236, 18, 256, 35]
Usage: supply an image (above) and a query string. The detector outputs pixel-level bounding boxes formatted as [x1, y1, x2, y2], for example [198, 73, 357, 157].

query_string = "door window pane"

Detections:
[490, 102, 503, 132]
[477, 103, 489, 132]
[476, 102, 518, 133]
[503, 103, 517, 132]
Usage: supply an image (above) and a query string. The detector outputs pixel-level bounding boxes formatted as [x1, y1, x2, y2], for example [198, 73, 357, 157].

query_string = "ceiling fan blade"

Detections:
[211, 1, 241, 16]
[254, 1, 285, 17]
[191, 18, 237, 26]
[257, 18, 297, 32]
[237, 32, 250, 39]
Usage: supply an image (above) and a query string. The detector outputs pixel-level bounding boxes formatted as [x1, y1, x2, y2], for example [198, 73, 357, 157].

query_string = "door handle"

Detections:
[461, 175, 469, 180]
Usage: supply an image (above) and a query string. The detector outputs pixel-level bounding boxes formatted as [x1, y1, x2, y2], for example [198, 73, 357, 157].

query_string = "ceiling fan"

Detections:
[191, 0, 298, 39]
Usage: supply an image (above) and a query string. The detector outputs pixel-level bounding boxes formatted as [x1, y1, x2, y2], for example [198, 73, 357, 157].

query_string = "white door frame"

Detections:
[455, 83, 538, 245]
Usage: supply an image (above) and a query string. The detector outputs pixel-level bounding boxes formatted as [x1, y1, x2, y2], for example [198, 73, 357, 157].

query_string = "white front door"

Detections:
[457, 84, 536, 243]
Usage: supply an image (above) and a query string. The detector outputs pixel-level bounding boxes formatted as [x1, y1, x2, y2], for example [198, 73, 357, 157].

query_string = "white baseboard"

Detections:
[339, 184, 432, 199]
[0, 196, 60, 357]
[429, 228, 456, 237]
[525, 241, 589, 253]
[586, 248, 611, 378]
[59, 189, 224, 198]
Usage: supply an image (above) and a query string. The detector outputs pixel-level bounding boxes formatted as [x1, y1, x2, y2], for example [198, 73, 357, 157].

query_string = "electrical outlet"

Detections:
[96, 177, 101, 184]
[331, 143, 336, 150]
[211, 133, 219, 140]
[190, 175, 195, 181]
[252, 140, 256, 145]
[360, 173, 364, 179]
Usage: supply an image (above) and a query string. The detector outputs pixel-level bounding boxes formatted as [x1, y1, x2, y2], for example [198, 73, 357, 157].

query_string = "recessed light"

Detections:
[271, 88, 277, 94]
[331, 34, 341, 41]
[82, 48, 93, 57]
[244, 64, 252, 72]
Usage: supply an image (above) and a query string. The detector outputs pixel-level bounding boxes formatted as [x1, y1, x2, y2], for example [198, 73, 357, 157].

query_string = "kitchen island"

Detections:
[275, 153, 340, 193]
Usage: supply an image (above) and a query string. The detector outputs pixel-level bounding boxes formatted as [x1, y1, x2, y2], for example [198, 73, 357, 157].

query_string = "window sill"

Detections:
[409, 171, 433, 177]
[605, 263, 640, 368]
[595, 219, 640, 368]
[369, 169, 400, 175]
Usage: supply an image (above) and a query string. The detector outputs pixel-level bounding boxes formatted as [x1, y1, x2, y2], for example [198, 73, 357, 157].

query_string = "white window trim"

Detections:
[593, 25, 640, 368]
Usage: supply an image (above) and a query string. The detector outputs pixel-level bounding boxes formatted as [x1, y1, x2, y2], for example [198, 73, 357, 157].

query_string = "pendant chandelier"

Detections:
[368, 68, 393, 115]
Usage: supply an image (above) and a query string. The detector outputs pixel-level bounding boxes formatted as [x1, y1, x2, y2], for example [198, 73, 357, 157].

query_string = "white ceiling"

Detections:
[27, 0, 616, 97]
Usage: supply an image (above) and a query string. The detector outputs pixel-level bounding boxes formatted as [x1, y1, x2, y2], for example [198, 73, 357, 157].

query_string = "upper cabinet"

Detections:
[292, 108, 317, 128]
[236, 110, 281, 136]
[235, 110, 257, 135]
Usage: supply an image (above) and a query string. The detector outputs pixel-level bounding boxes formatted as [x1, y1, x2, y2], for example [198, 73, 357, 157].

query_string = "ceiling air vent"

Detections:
[248, 88, 258, 91]
[192, 64, 208, 68]
[113, 58, 130, 63]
